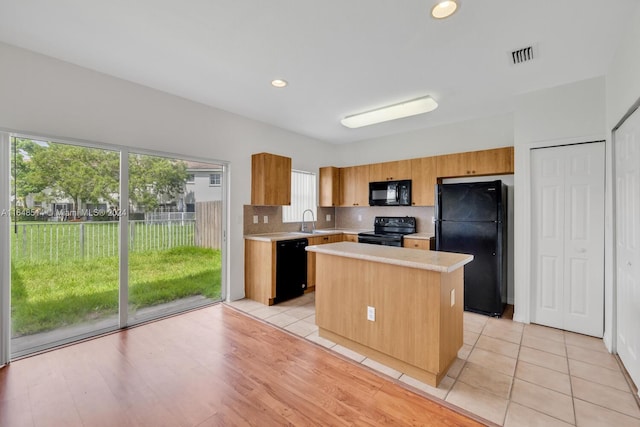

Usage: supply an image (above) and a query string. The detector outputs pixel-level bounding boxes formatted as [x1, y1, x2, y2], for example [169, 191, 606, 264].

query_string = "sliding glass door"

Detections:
[10, 137, 121, 357]
[1, 132, 226, 360]
[126, 152, 223, 325]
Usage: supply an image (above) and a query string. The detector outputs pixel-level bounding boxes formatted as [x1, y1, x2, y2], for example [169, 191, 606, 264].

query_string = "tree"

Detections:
[10, 138, 48, 208]
[28, 143, 119, 217]
[14, 139, 189, 217]
[128, 154, 188, 212]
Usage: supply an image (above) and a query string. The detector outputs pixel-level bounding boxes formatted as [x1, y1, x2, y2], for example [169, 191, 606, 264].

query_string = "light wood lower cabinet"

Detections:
[315, 252, 463, 387]
[342, 234, 358, 242]
[307, 234, 343, 289]
[244, 239, 276, 305]
[245, 234, 347, 304]
[403, 238, 430, 250]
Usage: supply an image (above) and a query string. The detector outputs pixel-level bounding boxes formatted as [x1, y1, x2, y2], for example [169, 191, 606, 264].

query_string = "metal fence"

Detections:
[11, 220, 196, 263]
[144, 211, 196, 223]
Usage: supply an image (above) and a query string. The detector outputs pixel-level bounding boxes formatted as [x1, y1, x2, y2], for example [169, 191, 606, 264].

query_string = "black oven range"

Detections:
[357, 216, 416, 247]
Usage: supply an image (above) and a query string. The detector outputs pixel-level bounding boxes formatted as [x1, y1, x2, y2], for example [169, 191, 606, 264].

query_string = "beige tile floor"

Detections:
[227, 293, 640, 426]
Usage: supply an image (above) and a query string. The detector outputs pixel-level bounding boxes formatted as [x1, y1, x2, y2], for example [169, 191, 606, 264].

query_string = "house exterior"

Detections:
[183, 161, 223, 212]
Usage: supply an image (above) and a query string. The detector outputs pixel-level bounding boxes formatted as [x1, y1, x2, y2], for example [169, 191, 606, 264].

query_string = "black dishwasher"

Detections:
[274, 238, 308, 304]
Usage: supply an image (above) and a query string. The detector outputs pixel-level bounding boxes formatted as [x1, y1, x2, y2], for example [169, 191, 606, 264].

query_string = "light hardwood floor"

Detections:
[0, 304, 488, 427]
[231, 293, 640, 426]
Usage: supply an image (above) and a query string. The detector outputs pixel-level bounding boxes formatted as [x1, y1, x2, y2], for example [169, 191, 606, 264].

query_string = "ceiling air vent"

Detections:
[510, 46, 534, 65]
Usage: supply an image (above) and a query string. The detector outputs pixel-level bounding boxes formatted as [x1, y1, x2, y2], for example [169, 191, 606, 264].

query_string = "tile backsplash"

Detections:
[243, 205, 336, 235]
[244, 205, 434, 235]
[335, 206, 435, 233]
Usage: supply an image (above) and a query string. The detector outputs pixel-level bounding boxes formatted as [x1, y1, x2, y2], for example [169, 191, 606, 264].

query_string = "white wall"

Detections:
[512, 77, 609, 333]
[605, 5, 640, 351]
[514, 77, 607, 144]
[0, 42, 338, 301]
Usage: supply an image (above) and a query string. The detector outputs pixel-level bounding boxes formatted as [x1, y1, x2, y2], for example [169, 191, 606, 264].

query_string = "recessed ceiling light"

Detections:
[271, 79, 288, 88]
[341, 96, 438, 129]
[431, 1, 458, 19]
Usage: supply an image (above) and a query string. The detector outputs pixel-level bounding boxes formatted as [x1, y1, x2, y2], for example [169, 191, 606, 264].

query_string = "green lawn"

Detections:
[11, 246, 221, 336]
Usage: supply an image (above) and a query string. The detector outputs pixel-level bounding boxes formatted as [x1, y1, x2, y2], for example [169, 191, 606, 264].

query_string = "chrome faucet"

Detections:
[301, 209, 315, 233]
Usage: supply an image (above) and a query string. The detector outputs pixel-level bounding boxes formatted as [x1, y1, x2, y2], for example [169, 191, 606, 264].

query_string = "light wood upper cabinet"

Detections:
[340, 165, 369, 207]
[410, 156, 437, 206]
[473, 147, 514, 175]
[319, 166, 340, 207]
[369, 160, 412, 182]
[436, 147, 514, 178]
[251, 153, 291, 205]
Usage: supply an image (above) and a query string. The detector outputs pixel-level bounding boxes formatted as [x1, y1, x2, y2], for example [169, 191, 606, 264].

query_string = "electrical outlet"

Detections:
[367, 306, 375, 321]
[450, 289, 455, 307]
[253, 215, 259, 224]
[263, 216, 268, 224]
[326, 214, 331, 221]
[358, 214, 362, 222]
[432, 216, 435, 224]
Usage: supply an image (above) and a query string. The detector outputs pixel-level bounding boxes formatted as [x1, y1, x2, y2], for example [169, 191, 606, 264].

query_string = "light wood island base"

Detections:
[309, 242, 473, 387]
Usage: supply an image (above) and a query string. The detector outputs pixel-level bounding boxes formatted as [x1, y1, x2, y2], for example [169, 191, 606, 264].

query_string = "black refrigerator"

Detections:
[435, 180, 507, 317]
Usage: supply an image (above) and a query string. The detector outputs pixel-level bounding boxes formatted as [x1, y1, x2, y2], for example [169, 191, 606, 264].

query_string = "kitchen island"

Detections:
[306, 242, 473, 387]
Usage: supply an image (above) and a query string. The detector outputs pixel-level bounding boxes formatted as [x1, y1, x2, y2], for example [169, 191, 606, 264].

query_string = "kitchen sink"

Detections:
[297, 230, 336, 235]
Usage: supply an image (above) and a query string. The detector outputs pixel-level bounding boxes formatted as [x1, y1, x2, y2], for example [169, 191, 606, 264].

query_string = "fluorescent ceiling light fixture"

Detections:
[271, 79, 288, 88]
[431, 1, 458, 19]
[341, 96, 438, 129]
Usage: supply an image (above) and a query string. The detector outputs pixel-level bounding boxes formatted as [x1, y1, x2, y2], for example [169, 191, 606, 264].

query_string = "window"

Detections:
[282, 170, 317, 223]
[186, 174, 195, 183]
[209, 173, 221, 186]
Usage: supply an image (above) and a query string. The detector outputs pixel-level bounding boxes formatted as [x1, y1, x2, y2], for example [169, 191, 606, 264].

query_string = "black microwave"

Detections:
[369, 180, 412, 206]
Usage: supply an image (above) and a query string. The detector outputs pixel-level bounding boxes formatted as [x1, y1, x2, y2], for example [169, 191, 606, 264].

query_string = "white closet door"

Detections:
[615, 110, 640, 390]
[531, 142, 605, 337]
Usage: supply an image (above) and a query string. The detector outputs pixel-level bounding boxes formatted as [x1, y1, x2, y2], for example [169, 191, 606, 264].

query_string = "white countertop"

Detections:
[244, 228, 370, 242]
[306, 241, 473, 273]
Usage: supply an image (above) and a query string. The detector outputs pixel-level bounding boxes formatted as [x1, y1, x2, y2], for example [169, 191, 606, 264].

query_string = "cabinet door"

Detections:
[354, 165, 370, 206]
[411, 157, 437, 206]
[319, 166, 340, 207]
[307, 234, 344, 287]
[251, 153, 291, 205]
[244, 240, 276, 305]
[340, 165, 369, 206]
[437, 147, 514, 178]
[370, 160, 411, 181]
[403, 238, 430, 250]
[436, 152, 472, 178]
[473, 147, 514, 175]
[339, 167, 356, 206]
[343, 234, 358, 242]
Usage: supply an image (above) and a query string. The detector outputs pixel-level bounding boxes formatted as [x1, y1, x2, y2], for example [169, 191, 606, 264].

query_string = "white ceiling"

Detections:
[0, 0, 637, 144]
